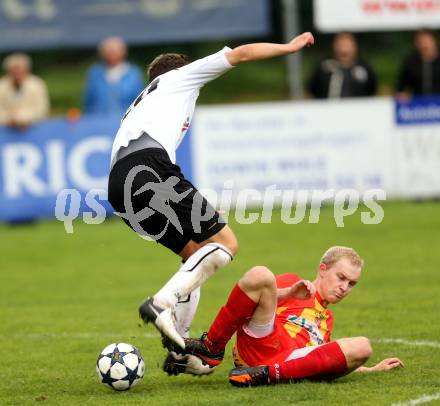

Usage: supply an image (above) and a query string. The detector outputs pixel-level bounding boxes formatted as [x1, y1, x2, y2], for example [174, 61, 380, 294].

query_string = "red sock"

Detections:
[268, 342, 347, 382]
[205, 284, 257, 352]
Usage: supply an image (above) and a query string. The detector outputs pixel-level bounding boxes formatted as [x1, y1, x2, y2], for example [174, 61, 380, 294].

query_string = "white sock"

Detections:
[174, 287, 200, 337]
[154, 243, 232, 308]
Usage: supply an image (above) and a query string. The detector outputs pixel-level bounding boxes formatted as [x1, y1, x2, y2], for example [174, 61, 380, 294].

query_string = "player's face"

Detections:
[319, 258, 361, 304]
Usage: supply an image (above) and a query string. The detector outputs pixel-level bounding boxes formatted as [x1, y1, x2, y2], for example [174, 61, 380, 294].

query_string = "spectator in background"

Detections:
[0, 53, 49, 128]
[309, 33, 377, 99]
[396, 29, 440, 98]
[83, 36, 144, 116]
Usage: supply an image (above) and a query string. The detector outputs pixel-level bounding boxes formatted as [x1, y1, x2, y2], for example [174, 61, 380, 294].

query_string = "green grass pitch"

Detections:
[1, 201, 439, 405]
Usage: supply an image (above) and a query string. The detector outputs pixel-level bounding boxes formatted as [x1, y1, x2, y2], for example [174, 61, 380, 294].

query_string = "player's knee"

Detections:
[225, 236, 238, 257]
[243, 266, 275, 289]
[354, 336, 373, 361]
[209, 226, 238, 256]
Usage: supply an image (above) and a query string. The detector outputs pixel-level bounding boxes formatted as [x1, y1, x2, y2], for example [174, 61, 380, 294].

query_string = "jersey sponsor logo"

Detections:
[286, 314, 325, 346]
[181, 117, 190, 133]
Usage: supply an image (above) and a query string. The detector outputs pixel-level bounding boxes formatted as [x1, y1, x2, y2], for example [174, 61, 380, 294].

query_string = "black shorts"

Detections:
[108, 148, 226, 254]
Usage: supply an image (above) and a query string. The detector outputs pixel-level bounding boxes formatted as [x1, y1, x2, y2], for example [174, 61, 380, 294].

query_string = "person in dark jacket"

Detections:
[309, 33, 377, 99]
[396, 29, 440, 97]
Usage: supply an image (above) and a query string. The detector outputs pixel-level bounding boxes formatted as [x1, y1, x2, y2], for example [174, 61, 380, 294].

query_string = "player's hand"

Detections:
[287, 280, 316, 300]
[371, 358, 405, 372]
[288, 32, 314, 53]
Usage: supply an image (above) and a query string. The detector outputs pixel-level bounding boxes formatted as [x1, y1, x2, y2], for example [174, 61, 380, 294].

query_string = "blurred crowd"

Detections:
[308, 29, 440, 100]
[0, 36, 144, 129]
[1, 30, 439, 129]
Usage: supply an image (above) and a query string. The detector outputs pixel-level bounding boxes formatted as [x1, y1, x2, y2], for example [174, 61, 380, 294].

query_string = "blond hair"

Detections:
[320, 246, 364, 269]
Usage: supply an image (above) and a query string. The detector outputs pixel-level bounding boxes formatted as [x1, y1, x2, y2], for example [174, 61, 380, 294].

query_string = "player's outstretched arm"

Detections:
[225, 32, 314, 66]
[356, 357, 405, 372]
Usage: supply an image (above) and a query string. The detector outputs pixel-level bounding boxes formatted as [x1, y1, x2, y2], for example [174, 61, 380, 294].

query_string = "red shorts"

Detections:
[233, 318, 304, 367]
[233, 321, 347, 380]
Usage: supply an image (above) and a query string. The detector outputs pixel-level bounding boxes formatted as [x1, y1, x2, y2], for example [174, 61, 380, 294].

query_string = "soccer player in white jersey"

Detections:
[107, 33, 315, 354]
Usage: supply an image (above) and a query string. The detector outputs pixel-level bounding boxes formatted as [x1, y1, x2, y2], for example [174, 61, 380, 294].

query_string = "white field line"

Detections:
[391, 392, 440, 406]
[375, 338, 440, 406]
[374, 338, 440, 349]
[1, 334, 440, 348]
[2, 333, 440, 405]
[6, 335, 437, 349]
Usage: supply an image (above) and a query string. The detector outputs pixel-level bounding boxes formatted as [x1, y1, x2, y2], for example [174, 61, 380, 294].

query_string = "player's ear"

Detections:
[319, 263, 327, 276]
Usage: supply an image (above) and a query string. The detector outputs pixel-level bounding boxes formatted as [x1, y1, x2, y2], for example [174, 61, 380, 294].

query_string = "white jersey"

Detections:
[110, 47, 234, 166]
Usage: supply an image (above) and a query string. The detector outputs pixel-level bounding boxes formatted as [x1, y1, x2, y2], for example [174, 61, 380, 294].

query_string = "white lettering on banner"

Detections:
[47, 140, 65, 193]
[398, 105, 440, 122]
[314, 0, 440, 32]
[139, 0, 180, 17]
[67, 137, 112, 191]
[1, 136, 111, 198]
[3, 143, 46, 197]
[2, 0, 57, 21]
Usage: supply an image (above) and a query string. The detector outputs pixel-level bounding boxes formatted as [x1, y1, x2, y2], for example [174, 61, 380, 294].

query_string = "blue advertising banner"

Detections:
[395, 96, 440, 125]
[0, 0, 270, 51]
[0, 115, 193, 222]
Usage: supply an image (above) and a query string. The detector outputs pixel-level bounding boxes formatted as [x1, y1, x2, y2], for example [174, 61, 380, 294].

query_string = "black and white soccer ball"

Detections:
[96, 343, 145, 391]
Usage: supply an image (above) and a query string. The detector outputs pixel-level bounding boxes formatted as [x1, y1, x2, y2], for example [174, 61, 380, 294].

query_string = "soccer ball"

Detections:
[96, 342, 145, 391]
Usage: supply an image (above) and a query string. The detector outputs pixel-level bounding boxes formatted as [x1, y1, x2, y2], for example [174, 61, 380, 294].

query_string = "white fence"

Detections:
[191, 97, 440, 201]
[314, 0, 440, 32]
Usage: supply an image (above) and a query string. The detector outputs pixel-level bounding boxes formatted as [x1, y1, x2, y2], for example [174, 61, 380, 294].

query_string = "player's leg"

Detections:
[269, 337, 372, 381]
[167, 227, 238, 339]
[172, 287, 199, 338]
[109, 150, 199, 347]
[229, 337, 372, 386]
[178, 224, 238, 260]
[172, 241, 204, 338]
[150, 226, 236, 321]
[140, 181, 237, 349]
[163, 266, 277, 376]
[203, 265, 276, 353]
[155, 225, 237, 305]
[333, 336, 373, 372]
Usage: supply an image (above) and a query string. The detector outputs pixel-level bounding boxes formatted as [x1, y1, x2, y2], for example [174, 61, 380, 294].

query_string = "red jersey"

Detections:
[233, 273, 334, 366]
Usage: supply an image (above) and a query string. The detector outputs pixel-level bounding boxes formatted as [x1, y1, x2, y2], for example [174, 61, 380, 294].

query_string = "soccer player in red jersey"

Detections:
[165, 246, 404, 386]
